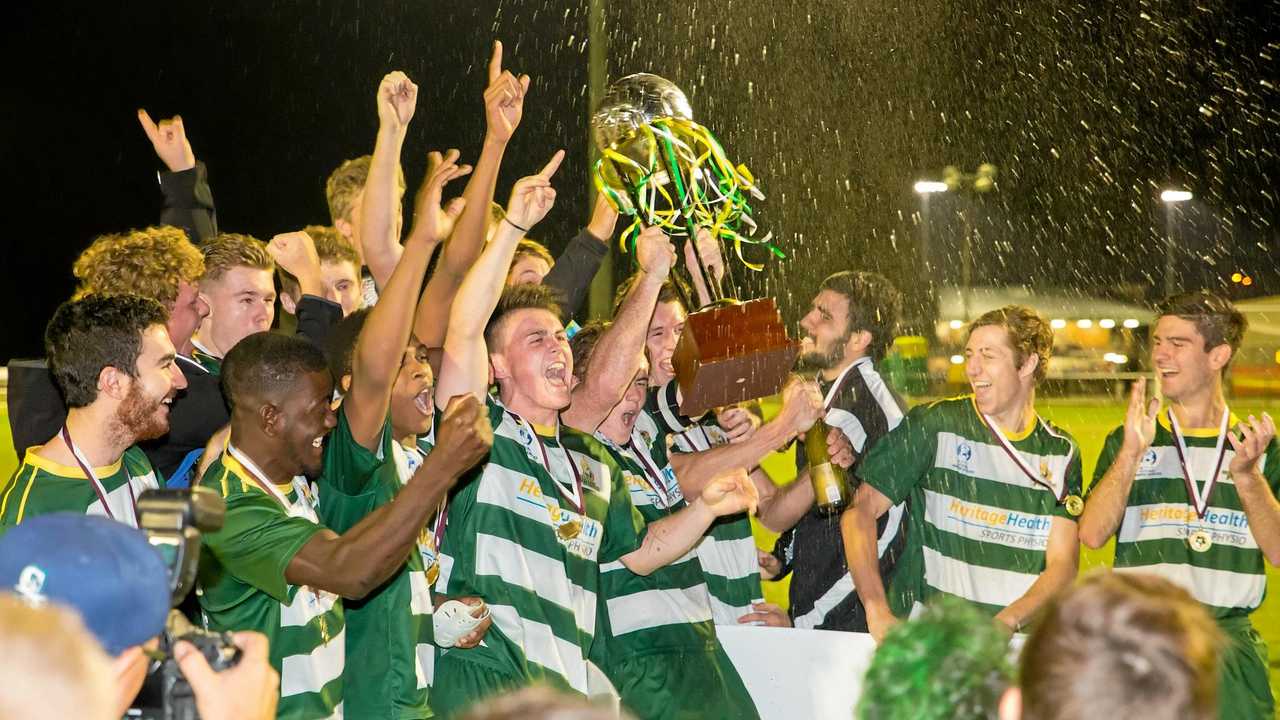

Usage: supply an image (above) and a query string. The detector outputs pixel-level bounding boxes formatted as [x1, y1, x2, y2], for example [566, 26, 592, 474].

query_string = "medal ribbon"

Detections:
[978, 412, 1069, 501]
[509, 412, 584, 515]
[226, 445, 316, 520]
[1167, 408, 1230, 520]
[399, 442, 450, 550]
[61, 426, 137, 525]
[626, 433, 673, 509]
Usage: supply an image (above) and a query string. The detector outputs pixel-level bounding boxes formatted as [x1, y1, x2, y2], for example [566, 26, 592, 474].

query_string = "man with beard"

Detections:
[197, 332, 492, 720]
[568, 325, 761, 720]
[1, 295, 184, 528]
[761, 271, 909, 631]
[844, 305, 1083, 642]
[628, 275, 832, 626]
[1079, 291, 1280, 718]
[430, 151, 756, 716]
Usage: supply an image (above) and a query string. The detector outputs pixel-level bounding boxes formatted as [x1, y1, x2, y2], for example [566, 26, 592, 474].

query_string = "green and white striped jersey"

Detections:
[434, 397, 643, 696]
[315, 407, 437, 719]
[645, 382, 763, 624]
[198, 449, 345, 720]
[0, 445, 162, 529]
[1091, 410, 1280, 618]
[189, 338, 222, 376]
[595, 410, 718, 660]
[858, 396, 1083, 617]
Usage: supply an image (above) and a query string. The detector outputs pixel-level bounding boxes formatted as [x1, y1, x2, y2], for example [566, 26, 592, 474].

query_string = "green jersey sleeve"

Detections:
[599, 460, 645, 565]
[857, 402, 937, 505]
[1087, 425, 1127, 497]
[203, 488, 326, 605]
[320, 406, 388, 496]
[1052, 444, 1086, 521]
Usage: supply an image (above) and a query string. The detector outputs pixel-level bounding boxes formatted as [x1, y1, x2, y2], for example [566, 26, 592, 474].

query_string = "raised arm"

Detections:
[543, 193, 619, 318]
[286, 396, 492, 599]
[414, 40, 530, 351]
[359, 72, 417, 290]
[562, 226, 675, 432]
[622, 468, 757, 575]
[1079, 379, 1159, 548]
[1228, 413, 1280, 565]
[345, 149, 470, 449]
[138, 109, 218, 243]
[435, 150, 564, 404]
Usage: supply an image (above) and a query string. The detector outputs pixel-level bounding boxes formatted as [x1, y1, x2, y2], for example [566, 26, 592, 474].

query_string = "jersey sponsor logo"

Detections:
[1138, 506, 1253, 547]
[544, 498, 603, 561]
[953, 441, 974, 473]
[947, 497, 1051, 549]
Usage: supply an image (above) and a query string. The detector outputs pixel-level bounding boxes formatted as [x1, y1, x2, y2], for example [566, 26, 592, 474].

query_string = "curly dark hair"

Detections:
[45, 294, 170, 408]
[819, 271, 903, 363]
[857, 597, 1013, 720]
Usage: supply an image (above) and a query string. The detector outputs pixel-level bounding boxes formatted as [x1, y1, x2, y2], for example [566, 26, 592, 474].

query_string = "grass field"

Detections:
[3, 398, 1277, 695]
[751, 395, 1280, 696]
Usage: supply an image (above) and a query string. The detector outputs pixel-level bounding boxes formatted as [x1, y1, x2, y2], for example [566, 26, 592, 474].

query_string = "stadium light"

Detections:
[1099, 318, 1116, 329]
[1077, 319, 1093, 329]
[1123, 318, 1140, 329]
[950, 354, 964, 365]
[914, 181, 949, 195]
[1160, 189, 1193, 203]
[1050, 319, 1067, 329]
[949, 320, 964, 329]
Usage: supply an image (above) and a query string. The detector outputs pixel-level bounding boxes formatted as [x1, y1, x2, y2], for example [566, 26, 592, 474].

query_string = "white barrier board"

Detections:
[716, 625, 878, 720]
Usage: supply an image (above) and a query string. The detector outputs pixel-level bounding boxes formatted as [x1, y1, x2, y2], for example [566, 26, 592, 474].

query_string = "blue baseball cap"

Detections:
[0, 513, 170, 655]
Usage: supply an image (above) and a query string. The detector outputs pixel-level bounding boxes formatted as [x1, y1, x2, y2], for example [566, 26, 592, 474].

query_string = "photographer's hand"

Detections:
[176, 631, 279, 720]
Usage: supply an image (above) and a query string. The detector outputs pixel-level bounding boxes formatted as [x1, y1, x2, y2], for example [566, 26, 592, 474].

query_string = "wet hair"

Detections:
[1020, 571, 1223, 720]
[221, 332, 328, 410]
[484, 284, 565, 350]
[818, 271, 903, 363]
[1156, 291, 1247, 358]
[512, 239, 555, 270]
[326, 155, 405, 224]
[323, 308, 371, 384]
[968, 304, 1054, 382]
[72, 226, 204, 307]
[568, 321, 611, 383]
[200, 233, 274, 285]
[45, 294, 169, 408]
[277, 226, 362, 299]
[857, 596, 1013, 720]
[611, 272, 690, 317]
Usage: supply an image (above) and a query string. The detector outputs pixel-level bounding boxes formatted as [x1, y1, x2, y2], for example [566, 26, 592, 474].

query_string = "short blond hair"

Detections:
[73, 226, 204, 307]
[325, 155, 406, 224]
[0, 594, 116, 720]
[278, 226, 361, 297]
[200, 233, 274, 285]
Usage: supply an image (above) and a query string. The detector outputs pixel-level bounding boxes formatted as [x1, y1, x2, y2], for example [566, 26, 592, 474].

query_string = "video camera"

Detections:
[127, 487, 240, 720]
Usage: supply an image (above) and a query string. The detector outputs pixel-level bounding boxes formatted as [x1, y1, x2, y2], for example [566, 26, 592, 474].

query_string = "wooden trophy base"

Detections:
[672, 297, 799, 417]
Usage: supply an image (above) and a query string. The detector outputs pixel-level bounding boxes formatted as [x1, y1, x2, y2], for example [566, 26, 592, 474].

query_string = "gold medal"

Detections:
[1188, 530, 1213, 553]
[557, 519, 583, 540]
[425, 561, 440, 585]
[1064, 494, 1084, 517]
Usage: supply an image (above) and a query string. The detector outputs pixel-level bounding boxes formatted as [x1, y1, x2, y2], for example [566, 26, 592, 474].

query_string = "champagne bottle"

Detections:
[807, 419, 849, 515]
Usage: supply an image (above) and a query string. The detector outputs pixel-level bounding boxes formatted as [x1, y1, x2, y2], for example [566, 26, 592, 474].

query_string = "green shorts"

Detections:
[607, 643, 760, 720]
[429, 655, 531, 720]
[1216, 615, 1273, 719]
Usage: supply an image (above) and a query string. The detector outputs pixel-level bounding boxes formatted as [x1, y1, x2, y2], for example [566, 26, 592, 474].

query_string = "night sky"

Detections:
[3, 0, 1276, 361]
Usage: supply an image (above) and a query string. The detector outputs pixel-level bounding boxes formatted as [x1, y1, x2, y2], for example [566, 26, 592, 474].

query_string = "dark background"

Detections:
[3, 0, 1277, 362]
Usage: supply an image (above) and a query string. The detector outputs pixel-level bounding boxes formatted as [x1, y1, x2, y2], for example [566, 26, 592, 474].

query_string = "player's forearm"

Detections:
[570, 270, 664, 426]
[756, 470, 815, 533]
[1078, 447, 1140, 548]
[440, 136, 506, 279]
[1233, 470, 1280, 565]
[995, 543, 1078, 632]
[671, 419, 792, 497]
[362, 125, 408, 289]
[621, 498, 716, 576]
[841, 498, 892, 617]
[299, 453, 464, 599]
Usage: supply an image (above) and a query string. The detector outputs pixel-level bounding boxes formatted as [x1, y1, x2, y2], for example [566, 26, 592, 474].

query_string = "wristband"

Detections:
[503, 217, 531, 234]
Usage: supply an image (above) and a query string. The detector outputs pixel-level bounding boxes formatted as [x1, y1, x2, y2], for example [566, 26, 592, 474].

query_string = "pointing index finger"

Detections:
[488, 40, 503, 85]
[539, 149, 566, 179]
[137, 109, 159, 141]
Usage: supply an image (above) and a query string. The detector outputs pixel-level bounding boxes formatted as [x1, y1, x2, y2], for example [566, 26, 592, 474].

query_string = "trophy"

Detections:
[592, 73, 798, 416]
